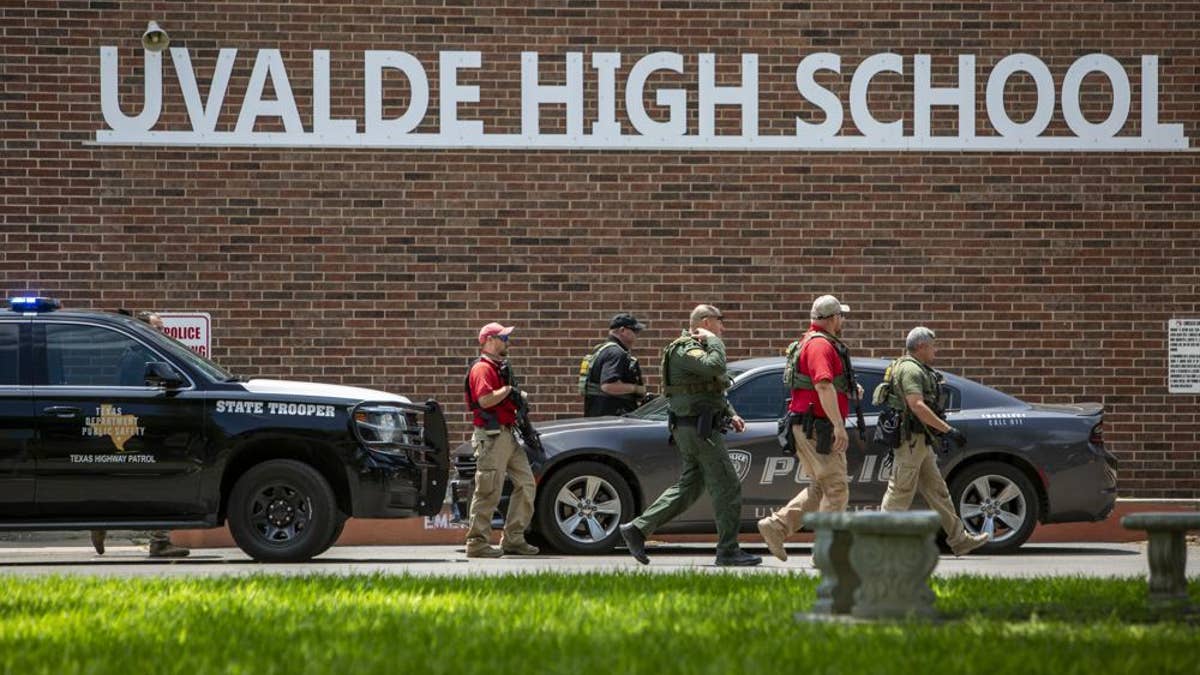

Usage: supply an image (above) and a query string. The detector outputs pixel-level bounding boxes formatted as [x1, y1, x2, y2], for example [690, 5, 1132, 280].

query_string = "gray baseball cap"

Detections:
[810, 295, 850, 320]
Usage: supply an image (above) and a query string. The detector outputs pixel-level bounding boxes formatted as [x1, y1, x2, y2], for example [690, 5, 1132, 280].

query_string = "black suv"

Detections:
[0, 298, 449, 562]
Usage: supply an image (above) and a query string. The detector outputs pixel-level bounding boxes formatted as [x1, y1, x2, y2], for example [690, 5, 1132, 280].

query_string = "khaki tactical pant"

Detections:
[464, 426, 537, 551]
[760, 425, 850, 536]
[631, 425, 743, 557]
[880, 434, 971, 548]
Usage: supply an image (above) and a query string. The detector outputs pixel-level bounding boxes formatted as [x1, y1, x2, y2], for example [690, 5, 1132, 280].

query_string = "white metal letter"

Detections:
[1062, 54, 1130, 140]
[985, 53, 1054, 140]
[626, 52, 686, 138]
[99, 47, 163, 134]
[521, 52, 584, 137]
[698, 53, 759, 137]
[795, 52, 843, 138]
[440, 51, 484, 139]
[850, 53, 903, 142]
[234, 49, 304, 135]
[172, 47, 237, 134]
[364, 51, 430, 136]
[914, 54, 976, 140]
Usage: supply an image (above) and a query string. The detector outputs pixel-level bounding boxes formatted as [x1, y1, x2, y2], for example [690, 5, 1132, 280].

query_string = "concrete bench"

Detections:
[804, 512, 858, 615]
[803, 510, 942, 620]
[1121, 512, 1200, 607]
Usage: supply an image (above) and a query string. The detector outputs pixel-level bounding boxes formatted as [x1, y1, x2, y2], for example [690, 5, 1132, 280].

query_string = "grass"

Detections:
[0, 572, 1197, 675]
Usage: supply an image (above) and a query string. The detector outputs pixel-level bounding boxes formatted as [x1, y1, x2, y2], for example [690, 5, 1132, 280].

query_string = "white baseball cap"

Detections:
[810, 295, 850, 320]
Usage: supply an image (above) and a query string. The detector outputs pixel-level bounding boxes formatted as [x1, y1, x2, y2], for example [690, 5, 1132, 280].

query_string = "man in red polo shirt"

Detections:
[756, 295, 861, 562]
[463, 322, 539, 559]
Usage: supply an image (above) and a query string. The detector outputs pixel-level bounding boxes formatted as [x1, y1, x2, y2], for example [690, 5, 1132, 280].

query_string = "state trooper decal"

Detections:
[727, 449, 753, 483]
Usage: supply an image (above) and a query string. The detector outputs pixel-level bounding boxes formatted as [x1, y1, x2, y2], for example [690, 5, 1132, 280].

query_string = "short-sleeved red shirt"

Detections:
[787, 325, 850, 419]
[466, 355, 518, 427]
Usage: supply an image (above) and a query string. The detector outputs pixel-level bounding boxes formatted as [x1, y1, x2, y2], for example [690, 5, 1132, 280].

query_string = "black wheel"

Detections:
[534, 461, 635, 555]
[949, 461, 1040, 553]
[228, 459, 338, 563]
[323, 513, 348, 552]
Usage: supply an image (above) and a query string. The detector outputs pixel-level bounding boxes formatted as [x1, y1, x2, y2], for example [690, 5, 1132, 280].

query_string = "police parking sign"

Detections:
[158, 312, 212, 358]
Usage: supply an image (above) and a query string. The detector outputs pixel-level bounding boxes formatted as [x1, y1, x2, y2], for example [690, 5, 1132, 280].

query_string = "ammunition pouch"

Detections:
[669, 410, 723, 441]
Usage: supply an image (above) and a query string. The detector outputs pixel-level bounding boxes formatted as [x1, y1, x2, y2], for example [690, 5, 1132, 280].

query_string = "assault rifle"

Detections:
[499, 362, 547, 470]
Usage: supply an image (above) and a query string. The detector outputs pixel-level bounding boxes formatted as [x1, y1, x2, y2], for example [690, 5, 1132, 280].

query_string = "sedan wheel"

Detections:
[535, 461, 636, 555]
[950, 461, 1039, 553]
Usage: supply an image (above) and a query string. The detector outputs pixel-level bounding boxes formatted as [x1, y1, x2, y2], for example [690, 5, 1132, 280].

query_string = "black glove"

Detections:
[944, 426, 968, 448]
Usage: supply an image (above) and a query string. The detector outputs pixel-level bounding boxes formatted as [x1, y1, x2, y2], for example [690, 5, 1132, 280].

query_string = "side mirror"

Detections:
[144, 362, 185, 389]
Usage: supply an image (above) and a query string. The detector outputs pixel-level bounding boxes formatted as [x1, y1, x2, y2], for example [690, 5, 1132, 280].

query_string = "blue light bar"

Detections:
[9, 296, 61, 312]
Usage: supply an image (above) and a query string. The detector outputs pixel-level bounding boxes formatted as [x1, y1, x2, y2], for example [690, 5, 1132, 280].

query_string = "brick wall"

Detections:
[2, 1, 1197, 496]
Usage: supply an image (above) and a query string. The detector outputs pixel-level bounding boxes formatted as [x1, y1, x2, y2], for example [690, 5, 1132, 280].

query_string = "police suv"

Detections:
[0, 298, 449, 562]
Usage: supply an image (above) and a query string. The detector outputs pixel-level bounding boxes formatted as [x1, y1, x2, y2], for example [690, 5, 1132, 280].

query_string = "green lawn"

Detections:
[0, 573, 1196, 675]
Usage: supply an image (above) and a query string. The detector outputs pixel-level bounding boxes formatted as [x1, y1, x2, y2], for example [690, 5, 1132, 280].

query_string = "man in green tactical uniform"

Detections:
[619, 304, 762, 567]
[878, 326, 989, 556]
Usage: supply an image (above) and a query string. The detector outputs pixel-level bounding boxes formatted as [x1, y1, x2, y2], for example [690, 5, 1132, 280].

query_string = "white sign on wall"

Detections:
[1168, 319, 1200, 394]
[158, 312, 212, 359]
[94, 48, 1189, 152]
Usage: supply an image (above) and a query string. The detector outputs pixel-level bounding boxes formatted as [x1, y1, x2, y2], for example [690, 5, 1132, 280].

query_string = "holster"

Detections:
[479, 409, 501, 436]
[801, 404, 816, 440]
[813, 417, 834, 455]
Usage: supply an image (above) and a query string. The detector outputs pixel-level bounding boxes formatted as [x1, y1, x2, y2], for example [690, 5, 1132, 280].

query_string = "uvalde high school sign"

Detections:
[96, 48, 1188, 151]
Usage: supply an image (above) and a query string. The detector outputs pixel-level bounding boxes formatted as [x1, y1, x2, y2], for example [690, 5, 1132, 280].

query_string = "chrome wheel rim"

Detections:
[958, 474, 1027, 544]
[554, 475, 622, 545]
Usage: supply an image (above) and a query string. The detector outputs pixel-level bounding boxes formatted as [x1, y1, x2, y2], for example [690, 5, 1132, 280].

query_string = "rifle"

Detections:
[840, 347, 867, 442]
[499, 362, 547, 469]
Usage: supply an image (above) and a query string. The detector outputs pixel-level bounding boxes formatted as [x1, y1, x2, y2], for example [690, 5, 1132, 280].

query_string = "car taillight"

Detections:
[1089, 422, 1104, 446]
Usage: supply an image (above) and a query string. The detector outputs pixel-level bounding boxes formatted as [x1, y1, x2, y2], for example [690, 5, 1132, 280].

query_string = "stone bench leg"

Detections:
[847, 511, 942, 620]
[1120, 513, 1200, 608]
[805, 513, 858, 615]
[1146, 529, 1190, 607]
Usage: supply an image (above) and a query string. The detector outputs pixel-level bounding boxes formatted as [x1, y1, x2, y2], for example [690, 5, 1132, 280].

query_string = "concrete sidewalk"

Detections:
[1, 542, 1196, 579]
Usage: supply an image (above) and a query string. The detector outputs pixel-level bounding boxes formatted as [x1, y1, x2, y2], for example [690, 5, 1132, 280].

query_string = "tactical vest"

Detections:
[577, 341, 625, 397]
[660, 333, 727, 396]
[783, 330, 851, 393]
[876, 355, 943, 440]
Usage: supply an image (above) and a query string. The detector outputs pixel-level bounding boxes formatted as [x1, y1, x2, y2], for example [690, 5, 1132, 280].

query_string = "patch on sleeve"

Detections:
[686, 348, 707, 358]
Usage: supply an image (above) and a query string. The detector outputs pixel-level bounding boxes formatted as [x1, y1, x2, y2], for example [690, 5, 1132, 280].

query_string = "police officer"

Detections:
[756, 295, 860, 562]
[582, 313, 647, 417]
[619, 305, 761, 567]
[91, 310, 190, 559]
[462, 322, 539, 559]
[879, 326, 989, 556]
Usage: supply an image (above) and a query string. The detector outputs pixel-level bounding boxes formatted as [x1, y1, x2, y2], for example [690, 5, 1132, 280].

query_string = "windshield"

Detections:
[625, 367, 748, 421]
[126, 320, 237, 382]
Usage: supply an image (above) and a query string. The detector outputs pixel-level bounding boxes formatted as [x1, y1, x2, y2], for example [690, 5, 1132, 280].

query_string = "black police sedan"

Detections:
[0, 297, 449, 562]
[451, 356, 1117, 555]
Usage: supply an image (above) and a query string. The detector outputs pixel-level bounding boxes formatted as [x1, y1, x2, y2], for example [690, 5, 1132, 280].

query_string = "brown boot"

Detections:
[950, 531, 990, 556]
[757, 517, 788, 562]
[148, 540, 190, 558]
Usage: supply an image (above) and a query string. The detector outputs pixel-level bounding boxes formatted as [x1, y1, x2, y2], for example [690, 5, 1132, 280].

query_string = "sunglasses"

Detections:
[489, 334, 509, 342]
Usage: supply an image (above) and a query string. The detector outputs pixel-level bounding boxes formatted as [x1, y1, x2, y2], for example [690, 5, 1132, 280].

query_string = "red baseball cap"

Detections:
[478, 322, 515, 344]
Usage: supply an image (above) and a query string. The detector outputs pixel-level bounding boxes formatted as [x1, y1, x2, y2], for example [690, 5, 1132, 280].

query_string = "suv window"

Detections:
[0, 324, 18, 385]
[728, 373, 788, 420]
[45, 323, 160, 387]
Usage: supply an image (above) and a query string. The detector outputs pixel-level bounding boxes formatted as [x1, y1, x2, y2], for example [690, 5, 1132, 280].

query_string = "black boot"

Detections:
[619, 523, 650, 565]
[715, 548, 762, 567]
